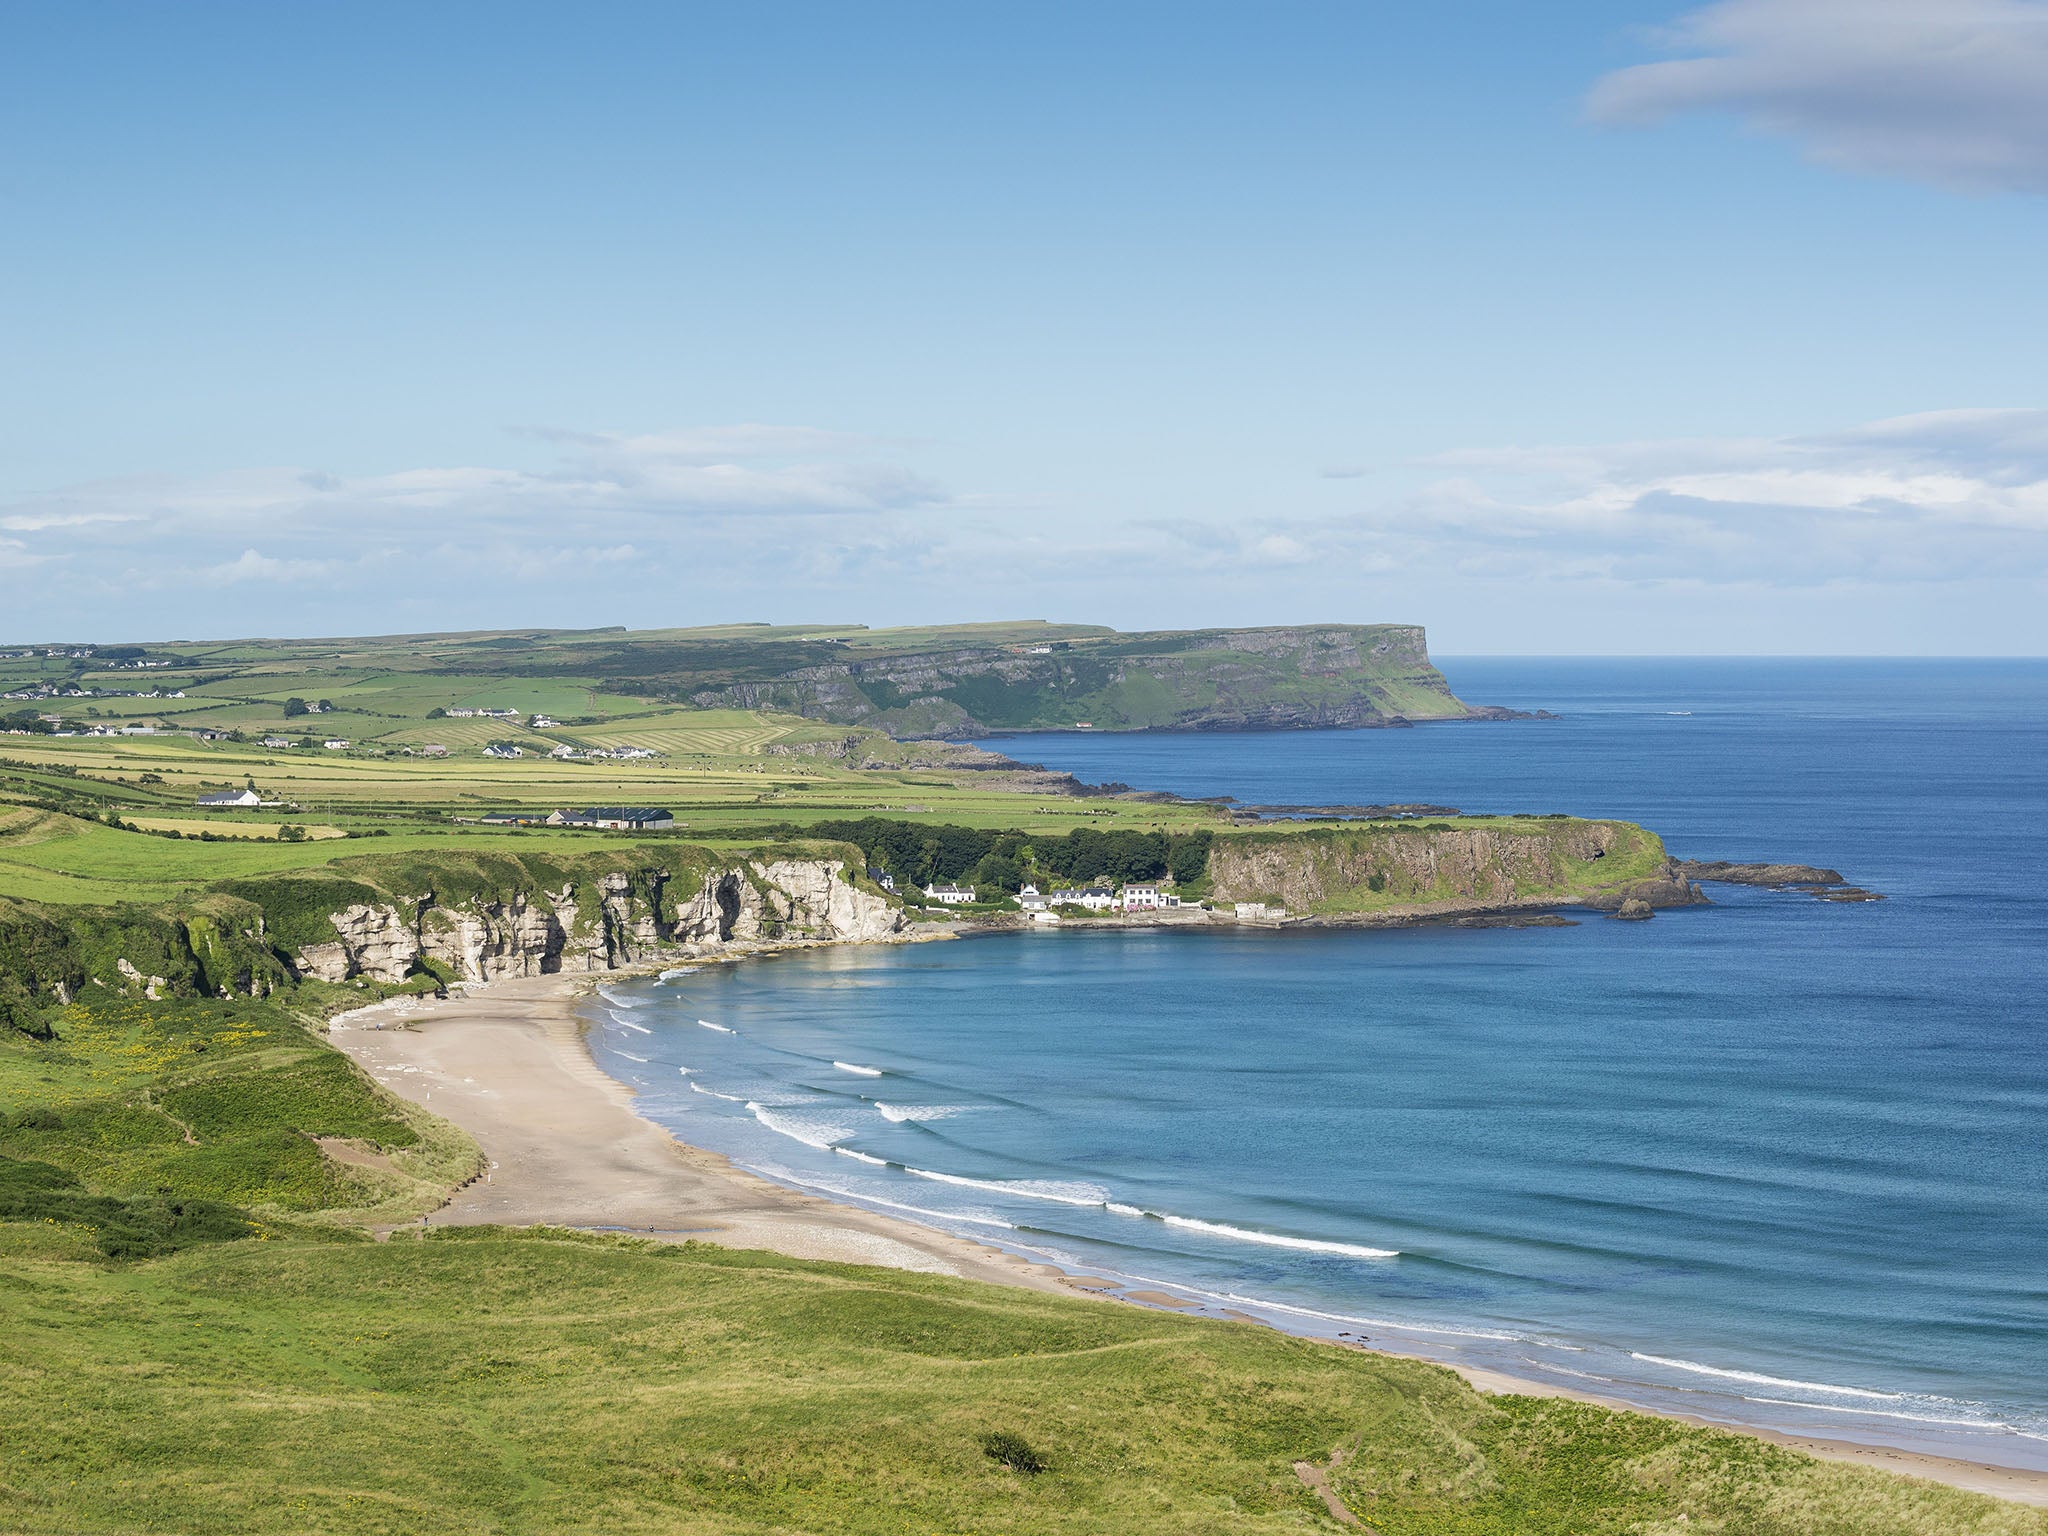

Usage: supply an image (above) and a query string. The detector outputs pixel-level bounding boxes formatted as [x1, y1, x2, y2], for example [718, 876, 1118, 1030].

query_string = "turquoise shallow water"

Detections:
[585, 659, 2048, 1468]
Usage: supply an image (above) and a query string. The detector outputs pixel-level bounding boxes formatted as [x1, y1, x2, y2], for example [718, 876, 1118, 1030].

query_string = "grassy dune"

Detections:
[0, 1226, 2038, 1536]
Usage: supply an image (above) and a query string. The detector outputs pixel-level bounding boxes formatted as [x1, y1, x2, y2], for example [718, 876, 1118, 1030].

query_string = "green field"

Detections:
[3, 617, 1475, 742]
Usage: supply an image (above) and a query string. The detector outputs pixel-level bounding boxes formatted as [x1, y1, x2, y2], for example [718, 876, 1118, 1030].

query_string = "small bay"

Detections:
[587, 658, 2048, 1468]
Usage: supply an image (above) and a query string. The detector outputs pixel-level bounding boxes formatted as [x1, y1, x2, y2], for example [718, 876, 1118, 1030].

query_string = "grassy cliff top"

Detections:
[3, 617, 1472, 740]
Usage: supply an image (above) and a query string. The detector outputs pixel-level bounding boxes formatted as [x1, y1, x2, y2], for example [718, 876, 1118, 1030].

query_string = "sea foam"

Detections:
[1157, 1213, 1398, 1260]
[747, 1102, 851, 1150]
[876, 1103, 970, 1123]
[698, 1019, 734, 1033]
[1629, 1353, 1903, 1401]
[902, 1167, 1109, 1206]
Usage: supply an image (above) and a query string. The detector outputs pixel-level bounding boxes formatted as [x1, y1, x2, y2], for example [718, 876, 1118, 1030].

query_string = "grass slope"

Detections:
[0, 1229, 2036, 1536]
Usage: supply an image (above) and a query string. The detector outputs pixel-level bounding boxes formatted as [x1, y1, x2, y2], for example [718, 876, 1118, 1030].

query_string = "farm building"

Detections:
[551, 807, 675, 831]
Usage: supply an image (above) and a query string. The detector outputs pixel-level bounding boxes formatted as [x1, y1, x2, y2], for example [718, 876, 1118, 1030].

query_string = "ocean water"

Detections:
[585, 659, 2048, 1468]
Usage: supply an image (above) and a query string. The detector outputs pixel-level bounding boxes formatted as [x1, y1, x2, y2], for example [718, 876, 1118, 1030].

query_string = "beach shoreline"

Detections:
[326, 962, 2048, 1511]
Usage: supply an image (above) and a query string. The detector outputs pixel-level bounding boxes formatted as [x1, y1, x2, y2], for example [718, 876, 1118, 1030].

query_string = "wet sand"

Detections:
[328, 970, 2048, 1510]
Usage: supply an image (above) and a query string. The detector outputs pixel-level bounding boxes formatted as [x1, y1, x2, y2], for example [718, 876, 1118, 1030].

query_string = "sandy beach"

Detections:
[328, 967, 2048, 1510]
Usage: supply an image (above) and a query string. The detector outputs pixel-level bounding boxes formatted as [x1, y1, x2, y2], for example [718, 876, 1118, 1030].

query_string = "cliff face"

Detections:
[1206, 821, 1701, 919]
[691, 624, 1475, 738]
[293, 858, 905, 985]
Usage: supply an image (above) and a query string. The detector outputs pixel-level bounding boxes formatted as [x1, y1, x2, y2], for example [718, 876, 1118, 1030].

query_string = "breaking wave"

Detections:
[609, 1014, 652, 1036]
[901, 1167, 1109, 1206]
[658, 967, 699, 981]
[1155, 1213, 1398, 1260]
[832, 1061, 883, 1077]
[689, 1081, 743, 1102]
[739, 1165, 1016, 1230]
[748, 1102, 852, 1151]
[876, 1103, 971, 1122]
[698, 1019, 734, 1033]
[597, 985, 649, 1008]
[1629, 1354, 1903, 1401]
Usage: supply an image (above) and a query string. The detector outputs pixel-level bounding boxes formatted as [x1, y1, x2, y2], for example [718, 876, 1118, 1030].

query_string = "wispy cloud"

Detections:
[5, 411, 2045, 642]
[1295, 408, 2048, 584]
[1588, 0, 2048, 193]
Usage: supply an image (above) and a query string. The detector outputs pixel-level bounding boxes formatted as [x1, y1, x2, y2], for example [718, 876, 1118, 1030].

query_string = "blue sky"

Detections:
[4, 0, 2046, 651]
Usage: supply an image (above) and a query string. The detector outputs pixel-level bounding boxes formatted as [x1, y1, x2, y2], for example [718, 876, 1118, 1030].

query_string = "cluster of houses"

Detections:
[921, 880, 1192, 913]
[910, 879, 1287, 923]
[3, 682, 184, 703]
[476, 806, 676, 831]
[542, 742, 657, 762]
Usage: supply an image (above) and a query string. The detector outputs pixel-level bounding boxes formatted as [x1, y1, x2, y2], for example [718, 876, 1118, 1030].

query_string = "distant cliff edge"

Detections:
[688, 623, 1498, 739]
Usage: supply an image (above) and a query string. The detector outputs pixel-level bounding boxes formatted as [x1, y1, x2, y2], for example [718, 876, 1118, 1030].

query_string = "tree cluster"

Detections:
[795, 818, 1212, 894]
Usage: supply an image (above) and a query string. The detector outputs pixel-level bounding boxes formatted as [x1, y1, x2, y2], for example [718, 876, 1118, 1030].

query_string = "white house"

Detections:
[1017, 883, 1048, 912]
[260, 735, 292, 748]
[422, 743, 448, 756]
[196, 788, 261, 809]
[323, 739, 350, 750]
[481, 743, 522, 758]
[530, 715, 561, 729]
[924, 883, 975, 906]
[548, 743, 579, 759]
[1121, 883, 1162, 911]
[1051, 886, 1117, 911]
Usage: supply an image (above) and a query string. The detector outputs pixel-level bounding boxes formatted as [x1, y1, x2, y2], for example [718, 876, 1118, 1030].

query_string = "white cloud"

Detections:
[195, 549, 342, 586]
[1304, 408, 2048, 584]
[1588, 0, 2048, 193]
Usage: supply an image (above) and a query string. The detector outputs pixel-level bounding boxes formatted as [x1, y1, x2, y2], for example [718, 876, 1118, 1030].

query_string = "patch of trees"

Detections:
[791, 818, 1213, 891]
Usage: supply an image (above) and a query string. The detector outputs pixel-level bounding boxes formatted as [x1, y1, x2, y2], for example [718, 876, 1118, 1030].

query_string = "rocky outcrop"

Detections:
[1578, 869, 1708, 911]
[1674, 861, 1843, 887]
[291, 858, 904, 985]
[1672, 860, 1882, 902]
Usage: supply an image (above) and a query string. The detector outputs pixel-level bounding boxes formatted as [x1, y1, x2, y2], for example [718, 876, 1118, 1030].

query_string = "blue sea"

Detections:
[585, 659, 2048, 1468]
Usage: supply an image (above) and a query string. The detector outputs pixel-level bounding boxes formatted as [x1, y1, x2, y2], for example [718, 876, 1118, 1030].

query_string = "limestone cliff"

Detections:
[292, 857, 905, 985]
